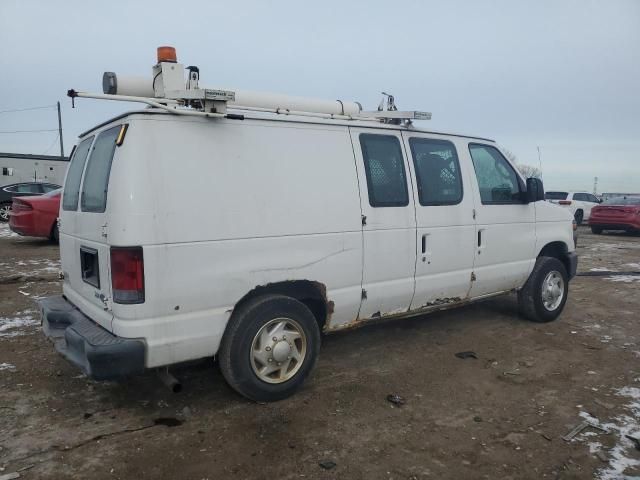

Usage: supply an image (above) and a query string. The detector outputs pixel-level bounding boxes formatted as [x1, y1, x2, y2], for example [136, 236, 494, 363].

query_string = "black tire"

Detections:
[591, 226, 603, 234]
[518, 256, 569, 323]
[50, 223, 59, 244]
[0, 202, 11, 223]
[574, 210, 583, 225]
[218, 294, 321, 402]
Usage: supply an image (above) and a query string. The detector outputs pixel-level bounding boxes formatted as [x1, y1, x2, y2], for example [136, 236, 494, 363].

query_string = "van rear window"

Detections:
[62, 136, 93, 211]
[81, 126, 121, 213]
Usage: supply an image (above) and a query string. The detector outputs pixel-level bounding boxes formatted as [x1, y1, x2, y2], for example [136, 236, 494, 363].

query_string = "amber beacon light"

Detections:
[157, 46, 177, 63]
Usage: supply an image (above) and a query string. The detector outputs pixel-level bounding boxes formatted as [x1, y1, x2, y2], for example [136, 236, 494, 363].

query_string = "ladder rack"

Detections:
[70, 47, 432, 125]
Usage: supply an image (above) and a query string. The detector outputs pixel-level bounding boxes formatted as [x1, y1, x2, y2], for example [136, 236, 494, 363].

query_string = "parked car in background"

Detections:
[545, 191, 601, 225]
[589, 196, 640, 234]
[0, 182, 61, 222]
[9, 189, 62, 242]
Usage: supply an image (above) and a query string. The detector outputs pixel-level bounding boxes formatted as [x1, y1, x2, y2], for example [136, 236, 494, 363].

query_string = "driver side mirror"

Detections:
[526, 177, 544, 203]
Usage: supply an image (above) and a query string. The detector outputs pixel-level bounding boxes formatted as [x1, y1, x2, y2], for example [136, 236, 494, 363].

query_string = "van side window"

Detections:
[409, 138, 463, 206]
[81, 126, 121, 213]
[359, 134, 409, 207]
[469, 144, 522, 204]
[62, 136, 94, 211]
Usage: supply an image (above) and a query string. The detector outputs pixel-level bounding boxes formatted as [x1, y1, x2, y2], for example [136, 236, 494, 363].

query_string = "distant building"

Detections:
[0, 152, 69, 187]
[602, 192, 640, 201]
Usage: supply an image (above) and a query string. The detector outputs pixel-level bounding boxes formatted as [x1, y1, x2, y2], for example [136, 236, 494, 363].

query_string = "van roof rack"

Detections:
[68, 47, 431, 126]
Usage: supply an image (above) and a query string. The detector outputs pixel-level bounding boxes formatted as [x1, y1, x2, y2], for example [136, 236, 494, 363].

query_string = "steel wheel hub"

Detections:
[250, 317, 307, 384]
[542, 270, 564, 311]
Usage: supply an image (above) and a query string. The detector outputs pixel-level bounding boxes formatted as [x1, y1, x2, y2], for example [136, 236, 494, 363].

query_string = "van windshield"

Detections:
[62, 136, 93, 211]
[81, 126, 121, 213]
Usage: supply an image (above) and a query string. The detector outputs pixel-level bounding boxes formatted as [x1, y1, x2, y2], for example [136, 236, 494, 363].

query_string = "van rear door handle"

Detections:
[422, 234, 427, 254]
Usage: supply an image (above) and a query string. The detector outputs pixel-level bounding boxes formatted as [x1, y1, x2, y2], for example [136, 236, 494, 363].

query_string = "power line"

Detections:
[0, 129, 58, 134]
[42, 133, 61, 155]
[0, 104, 56, 114]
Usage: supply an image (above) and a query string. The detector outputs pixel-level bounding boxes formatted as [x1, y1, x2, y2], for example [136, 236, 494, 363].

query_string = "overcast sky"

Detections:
[1, 0, 638, 192]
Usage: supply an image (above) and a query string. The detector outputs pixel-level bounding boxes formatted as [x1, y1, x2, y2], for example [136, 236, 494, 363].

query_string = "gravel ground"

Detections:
[1, 223, 640, 480]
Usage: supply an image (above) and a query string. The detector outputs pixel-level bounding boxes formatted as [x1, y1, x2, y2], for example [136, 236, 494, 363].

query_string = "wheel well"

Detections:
[232, 280, 331, 331]
[539, 241, 570, 273]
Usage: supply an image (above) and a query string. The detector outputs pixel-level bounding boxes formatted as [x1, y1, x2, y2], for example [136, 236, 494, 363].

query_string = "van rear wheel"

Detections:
[218, 294, 321, 402]
[518, 256, 569, 323]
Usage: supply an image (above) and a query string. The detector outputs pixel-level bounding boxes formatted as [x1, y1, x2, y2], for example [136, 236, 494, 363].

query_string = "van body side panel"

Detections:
[533, 201, 576, 255]
[105, 117, 363, 366]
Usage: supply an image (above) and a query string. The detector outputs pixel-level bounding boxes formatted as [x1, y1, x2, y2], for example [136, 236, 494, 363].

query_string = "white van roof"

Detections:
[79, 109, 496, 144]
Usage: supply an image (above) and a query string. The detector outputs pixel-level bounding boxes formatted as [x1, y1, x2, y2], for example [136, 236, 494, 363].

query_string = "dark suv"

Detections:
[0, 182, 61, 222]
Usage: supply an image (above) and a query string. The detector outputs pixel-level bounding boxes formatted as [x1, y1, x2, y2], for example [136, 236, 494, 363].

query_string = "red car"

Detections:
[9, 189, 61, 242]
[589, 196, 640, 234]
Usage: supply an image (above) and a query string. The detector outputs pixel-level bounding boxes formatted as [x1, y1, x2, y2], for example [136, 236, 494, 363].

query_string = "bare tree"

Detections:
[502, 148, 542, 178]
[502, 149, 518, 164]
[516, 163, 542, 178]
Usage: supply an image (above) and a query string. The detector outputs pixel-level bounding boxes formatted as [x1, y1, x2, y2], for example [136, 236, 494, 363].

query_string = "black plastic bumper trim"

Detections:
[566, 252, 578, 279]
[39, 295, 145, 380]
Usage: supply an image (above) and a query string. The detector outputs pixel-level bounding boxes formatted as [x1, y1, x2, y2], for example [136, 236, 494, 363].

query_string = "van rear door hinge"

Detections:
[361, 289, 367, 300]
[361, 214, 367, 226]
[101, 223, 108, 238]
[471, 272, 477, 282]
[472, 209, 476, 220]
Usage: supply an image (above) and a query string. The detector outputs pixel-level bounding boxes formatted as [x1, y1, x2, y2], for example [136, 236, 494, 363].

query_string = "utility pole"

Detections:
[593, 176, 598, 196]
[57, 101, 64, 157]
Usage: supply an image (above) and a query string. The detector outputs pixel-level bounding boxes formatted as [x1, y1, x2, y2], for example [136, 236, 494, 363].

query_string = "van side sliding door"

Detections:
[349, 128, 417, 320]
[401, 134, 476, 308]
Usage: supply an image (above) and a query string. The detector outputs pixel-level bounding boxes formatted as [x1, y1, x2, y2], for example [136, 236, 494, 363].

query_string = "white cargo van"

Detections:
[40, 48, 577, 401]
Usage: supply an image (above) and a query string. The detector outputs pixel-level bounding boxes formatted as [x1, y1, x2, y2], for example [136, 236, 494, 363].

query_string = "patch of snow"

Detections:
[581, 386, 640, 479]
[0, 363, 16, 371]
[591, 267, 614, 272]
[607, 275, 640, 284]
[0, 223, 18, 238]
[0, 310, 39, 337]
[625, 263, 640, 269]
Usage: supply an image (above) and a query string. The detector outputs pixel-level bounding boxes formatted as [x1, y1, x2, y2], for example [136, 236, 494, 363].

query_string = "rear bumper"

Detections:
[39, 295, 145, 380]
[566, 252, 578, 279]
[588, 221, 640, 231]
[8, 213, 34, 236]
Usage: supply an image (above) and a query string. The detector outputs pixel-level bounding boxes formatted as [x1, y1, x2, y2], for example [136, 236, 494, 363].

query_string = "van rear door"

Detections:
[60, 125, 123, 329]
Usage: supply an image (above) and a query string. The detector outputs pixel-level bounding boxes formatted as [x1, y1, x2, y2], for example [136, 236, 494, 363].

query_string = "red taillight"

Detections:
[110, 247, 145, 304]
[559, 200, 572, 205]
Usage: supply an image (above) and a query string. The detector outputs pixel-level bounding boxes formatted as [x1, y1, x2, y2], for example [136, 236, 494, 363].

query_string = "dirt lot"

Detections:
[1, 223, 640, 480]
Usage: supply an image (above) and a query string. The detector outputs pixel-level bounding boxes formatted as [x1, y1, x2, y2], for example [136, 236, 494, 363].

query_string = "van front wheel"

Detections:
[218, 294, 321, 402]
[518, 256, 569, 323]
